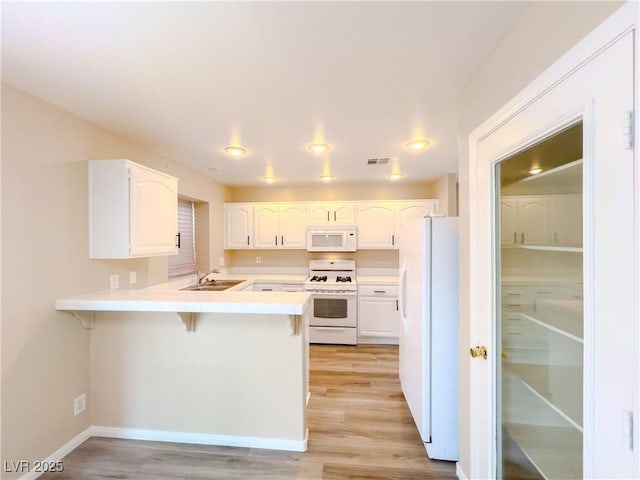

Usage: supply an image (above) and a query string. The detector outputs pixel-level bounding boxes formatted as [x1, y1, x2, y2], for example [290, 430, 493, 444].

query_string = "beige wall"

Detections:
[455, 1, 622, 476]
[0, 84, 228, 475]
[229, 182, 437, 203]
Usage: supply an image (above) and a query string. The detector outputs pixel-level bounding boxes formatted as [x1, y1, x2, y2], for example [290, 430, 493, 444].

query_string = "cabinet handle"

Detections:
[327, 211, 330, 222]
[392, 235, 395, 246]
[521, 233, 525, 244]
[513, 232, 517, 244]
[275, 235, 278, 246]
[281, 235, 284, 245]
[396, 299, 399, 311]
[334, 211, 337, 221]
[374, 290, 386, 294]
[262, 288, 273, 291]
[247, 235, 250, 246]
[176, 233, 181, 248]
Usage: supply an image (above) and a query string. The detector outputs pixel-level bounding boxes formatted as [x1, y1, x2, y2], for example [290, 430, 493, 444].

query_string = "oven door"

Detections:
[309, 291, 356, 327]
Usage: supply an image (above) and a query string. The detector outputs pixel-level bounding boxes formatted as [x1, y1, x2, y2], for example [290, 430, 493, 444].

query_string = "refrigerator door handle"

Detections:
[399, 257, 409, 333]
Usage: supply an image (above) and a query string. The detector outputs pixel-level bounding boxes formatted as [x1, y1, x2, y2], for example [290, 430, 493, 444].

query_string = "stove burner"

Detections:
[336, 276, 352, 283]
[310, 275, 328, 282]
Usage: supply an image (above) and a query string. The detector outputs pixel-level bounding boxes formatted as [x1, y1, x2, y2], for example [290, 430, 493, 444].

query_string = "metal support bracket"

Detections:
[70, 311, 95, 329]
[178, 312, 197, 332]
[288, 314, 301, 336]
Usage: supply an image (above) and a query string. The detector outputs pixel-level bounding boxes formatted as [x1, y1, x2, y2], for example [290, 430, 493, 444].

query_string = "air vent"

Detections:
[367, 157, 390, 165]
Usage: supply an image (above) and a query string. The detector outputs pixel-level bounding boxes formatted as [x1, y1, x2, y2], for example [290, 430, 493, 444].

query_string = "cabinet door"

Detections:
[358, 296, 399, 338]
[550, 195, 582, 247]
[500, 199, 519, 246]
[254, 205, 279, 248]
[307, 204, 332, 224]
[518, 197, 550, 245]
[333, 204, 355, 224]
[225, 204, 253, 249]
[129, 164, 178, 256]
[356, 203, 396, 249]
[279, 204, 307, 248]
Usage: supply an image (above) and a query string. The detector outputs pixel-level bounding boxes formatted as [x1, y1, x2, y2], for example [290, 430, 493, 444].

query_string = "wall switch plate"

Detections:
[256, 256, 262, 264]
[110, 274, 119, 290]
[129, 271, 137, 285]
[74, 393, 86, 416]
[219, 257, 225, 266]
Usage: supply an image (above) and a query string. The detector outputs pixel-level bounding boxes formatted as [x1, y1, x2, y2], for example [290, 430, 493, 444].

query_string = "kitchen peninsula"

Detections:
[55, 277, 311, 452]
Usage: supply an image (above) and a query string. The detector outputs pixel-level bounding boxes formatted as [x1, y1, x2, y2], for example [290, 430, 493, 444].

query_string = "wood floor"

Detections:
[42, 345, 457, 479]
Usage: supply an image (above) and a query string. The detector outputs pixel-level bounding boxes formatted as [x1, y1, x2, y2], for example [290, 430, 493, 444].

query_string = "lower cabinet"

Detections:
[357, 284, 400, 344]
[253, 282, 304, 292]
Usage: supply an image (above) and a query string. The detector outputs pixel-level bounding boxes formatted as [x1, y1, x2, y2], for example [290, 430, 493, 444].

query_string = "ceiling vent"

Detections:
[367, 157, 390, 165]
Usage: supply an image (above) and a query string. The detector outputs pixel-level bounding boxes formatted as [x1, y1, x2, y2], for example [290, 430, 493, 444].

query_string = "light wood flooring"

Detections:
[42, 345, 457, 479]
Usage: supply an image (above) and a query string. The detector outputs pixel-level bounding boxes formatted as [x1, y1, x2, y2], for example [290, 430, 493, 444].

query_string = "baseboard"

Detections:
[90, 425, 308, 452]
[456, 462, 468, 480]
[357, 336, 399, 345]
[19, 427, 92, 480]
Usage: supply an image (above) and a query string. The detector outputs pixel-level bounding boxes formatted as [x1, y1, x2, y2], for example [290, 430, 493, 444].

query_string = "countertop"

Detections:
[356, 275, 399, 285]
[56, 274, 310, 315]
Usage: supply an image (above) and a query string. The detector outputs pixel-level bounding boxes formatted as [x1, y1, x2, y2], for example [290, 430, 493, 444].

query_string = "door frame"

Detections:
[465, 3, 638, 478]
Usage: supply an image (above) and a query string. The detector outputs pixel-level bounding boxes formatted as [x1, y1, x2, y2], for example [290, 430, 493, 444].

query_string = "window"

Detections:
[168, 198, 197, 277]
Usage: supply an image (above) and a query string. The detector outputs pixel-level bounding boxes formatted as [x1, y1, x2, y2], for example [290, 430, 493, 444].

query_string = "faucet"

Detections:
[198, 269, 220, 284]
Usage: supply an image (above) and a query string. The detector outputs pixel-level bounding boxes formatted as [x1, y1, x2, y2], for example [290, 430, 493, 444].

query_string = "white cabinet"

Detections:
[357, 284, 400, 343]
[255, 203, 307, 249]
[502, 195, 582, 248]
[357, 200, 439, 249]
[253, 282, 304, 292]
[501, 197, 550, 246]
[307, 202, 355, 224]
[549, 195, 582, 247]
[225, 204, 254, 249]
[89, 159, 178, 258]
[356, 202, 396, 249]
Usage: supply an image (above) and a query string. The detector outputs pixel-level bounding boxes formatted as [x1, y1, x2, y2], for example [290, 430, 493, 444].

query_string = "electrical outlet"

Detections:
[74, 393, 86, 416]
[129, 271, 137, 285]
[110, 274, 119, 289]
[219, 257, 225, 266]
[256, 256, 262, 264]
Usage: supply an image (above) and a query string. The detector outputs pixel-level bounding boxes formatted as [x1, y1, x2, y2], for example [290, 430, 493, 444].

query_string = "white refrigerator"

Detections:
[398, 216, 459, 461]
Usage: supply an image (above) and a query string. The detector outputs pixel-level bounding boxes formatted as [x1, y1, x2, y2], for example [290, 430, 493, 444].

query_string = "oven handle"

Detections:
[306, 290, 357, 297]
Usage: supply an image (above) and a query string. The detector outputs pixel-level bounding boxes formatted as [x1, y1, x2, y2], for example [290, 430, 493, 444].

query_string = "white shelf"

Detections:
[503, 244, 583, 253]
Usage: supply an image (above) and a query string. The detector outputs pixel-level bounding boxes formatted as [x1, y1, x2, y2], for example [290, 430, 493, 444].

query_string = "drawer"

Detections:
[309, 326, 357, 345]
[358, 285, 399, 297]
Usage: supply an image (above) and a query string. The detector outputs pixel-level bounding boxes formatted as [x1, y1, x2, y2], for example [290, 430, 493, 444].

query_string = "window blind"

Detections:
[168, 198, 197, 277]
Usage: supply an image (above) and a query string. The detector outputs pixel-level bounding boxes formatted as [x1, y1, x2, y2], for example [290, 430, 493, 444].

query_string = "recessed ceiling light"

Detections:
[388, 172, 404, 181]
[320, 174, 334, 182]
[406, 139, 430, 151]
[308, 143, 330, 154]
[529, 166, 543, 175]
[262, 176, 276, 184]
[224, 146, 247, 157]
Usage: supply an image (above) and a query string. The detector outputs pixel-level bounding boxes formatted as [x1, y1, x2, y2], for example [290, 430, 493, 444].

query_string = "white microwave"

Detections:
[306, 225, 357, 252]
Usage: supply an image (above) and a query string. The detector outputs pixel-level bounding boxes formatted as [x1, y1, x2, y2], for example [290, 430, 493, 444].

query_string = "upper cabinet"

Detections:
[224, 199, 440, 250]
[356, 202, 396, 249]
[501, 195, 582, 249]
[307, 203, 355, 225]
[225, 203, 254, 249]
[254, 203, 307, 249]
[89, 159, 178, 258]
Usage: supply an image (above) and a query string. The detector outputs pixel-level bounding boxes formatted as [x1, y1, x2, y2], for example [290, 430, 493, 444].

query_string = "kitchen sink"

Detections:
[180, 280, 245, 292]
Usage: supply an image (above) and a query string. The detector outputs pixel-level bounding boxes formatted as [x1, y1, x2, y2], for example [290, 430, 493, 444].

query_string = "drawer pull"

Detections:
[374, 290, 386, 294]
[315, 327, 345, 331]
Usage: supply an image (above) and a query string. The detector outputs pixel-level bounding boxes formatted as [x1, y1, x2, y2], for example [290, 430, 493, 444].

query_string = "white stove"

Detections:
[304, 260, 357, 292]
[304, 260, 357, 345]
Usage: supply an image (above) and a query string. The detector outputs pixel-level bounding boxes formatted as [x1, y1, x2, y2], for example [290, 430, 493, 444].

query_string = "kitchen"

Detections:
[2, 2, 638, 480]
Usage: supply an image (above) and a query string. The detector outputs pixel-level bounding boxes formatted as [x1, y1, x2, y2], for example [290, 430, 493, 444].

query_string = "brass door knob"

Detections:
[469, 346, 488, 359]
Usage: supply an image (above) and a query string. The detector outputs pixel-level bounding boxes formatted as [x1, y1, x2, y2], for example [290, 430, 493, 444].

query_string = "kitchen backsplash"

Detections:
[226, 249, 399, 270]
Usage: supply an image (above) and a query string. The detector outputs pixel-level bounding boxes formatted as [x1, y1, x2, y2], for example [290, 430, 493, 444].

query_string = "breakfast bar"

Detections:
[55, 283, 312, 452]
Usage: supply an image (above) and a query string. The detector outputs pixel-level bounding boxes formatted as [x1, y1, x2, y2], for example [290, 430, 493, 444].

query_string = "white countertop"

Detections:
[56, 274, 310, 315]
[356, 275, 399, 285]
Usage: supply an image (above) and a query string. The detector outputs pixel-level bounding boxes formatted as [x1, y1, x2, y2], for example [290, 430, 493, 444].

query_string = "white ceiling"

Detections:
[1, 1, 528, 187]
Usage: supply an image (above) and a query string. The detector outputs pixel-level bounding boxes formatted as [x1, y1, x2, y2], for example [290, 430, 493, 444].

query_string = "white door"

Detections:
[500, 199, 518, 247]
[224, 204, 253, 249]
[254, 205, 279, 248]
[128, 164, 178, 256]
[518, 197, 549, 246]
[357, 202, 396, 249]
[468, 9, 636, 479]
[279, 203, 307, 248]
